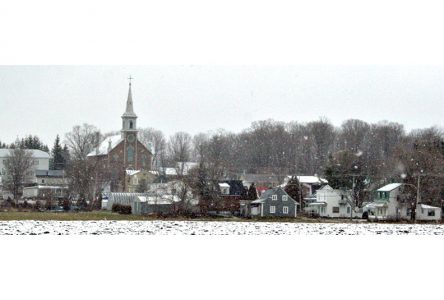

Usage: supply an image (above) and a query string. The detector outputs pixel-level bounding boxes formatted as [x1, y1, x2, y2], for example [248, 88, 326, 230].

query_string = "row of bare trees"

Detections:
[3, 118, 433, 207]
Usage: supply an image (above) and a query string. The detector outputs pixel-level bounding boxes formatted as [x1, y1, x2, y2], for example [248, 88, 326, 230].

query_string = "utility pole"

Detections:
[351, 175, 356, 220]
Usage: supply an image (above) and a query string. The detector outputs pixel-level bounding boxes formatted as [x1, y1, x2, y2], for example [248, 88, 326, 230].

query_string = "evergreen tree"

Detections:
[62, 144, 70, 167]
[324, 151, 367, 207]
[284, 176, 302, 202]
[18, 135, 49, 152]
[51, 135, 65, 170]
[247, 183, 258, 200]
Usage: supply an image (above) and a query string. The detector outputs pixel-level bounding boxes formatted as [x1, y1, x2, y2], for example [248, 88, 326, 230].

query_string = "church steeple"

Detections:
[122, 76, 137, 118]
[121, 77, 138, 138]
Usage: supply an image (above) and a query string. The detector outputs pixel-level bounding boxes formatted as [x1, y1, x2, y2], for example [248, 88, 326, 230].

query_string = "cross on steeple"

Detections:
[128, 75, 133, 85]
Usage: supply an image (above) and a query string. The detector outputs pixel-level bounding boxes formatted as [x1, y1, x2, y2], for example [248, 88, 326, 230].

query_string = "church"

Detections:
[87, 79, 153, 192]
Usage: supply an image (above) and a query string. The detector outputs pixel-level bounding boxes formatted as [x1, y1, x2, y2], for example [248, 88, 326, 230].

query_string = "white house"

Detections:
[0, 149, 50, 175]
[0, 149, 50, 199]
[304, 185, 362, 218]
[415, 203, 441, 221]
[364, 183, 442, 221]
[364, 183, 404, 220]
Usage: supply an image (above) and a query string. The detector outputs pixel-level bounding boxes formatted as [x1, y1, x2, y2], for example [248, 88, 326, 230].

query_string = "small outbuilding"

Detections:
[416, 204, 441, 221]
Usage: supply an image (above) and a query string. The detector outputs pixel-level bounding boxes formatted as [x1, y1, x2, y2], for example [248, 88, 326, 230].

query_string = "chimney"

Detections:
[108, 139, 112, 153]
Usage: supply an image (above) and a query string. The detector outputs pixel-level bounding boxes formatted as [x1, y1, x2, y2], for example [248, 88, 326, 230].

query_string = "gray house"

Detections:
[250, 186, 298, 217]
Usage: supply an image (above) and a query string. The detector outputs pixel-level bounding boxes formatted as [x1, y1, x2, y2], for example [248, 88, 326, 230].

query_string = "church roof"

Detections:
[121, 82, 137, 118]
[87, 135, 122, 157]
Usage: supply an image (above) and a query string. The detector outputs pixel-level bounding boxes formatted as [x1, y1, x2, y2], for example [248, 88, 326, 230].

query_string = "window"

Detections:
[272, 195, 277, 201]
[333, 207, 339, 213]
[282, 195, 288, 201]
[270, 206, 276, 213]
[347, 207, 351, 214]
[428, 210, 435, 217]
[283, 206, 289, 214]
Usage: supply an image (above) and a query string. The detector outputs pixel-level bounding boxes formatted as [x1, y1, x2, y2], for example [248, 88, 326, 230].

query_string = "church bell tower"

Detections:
[121, 76, 138, 169]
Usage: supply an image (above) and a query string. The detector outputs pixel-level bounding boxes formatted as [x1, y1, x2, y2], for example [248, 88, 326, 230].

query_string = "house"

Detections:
[281, 175, 328, 202]
[364, 183, 404, 220]
[22, 185, 68, 201]
[364, 182, 442, 221]
[33, 170, 68, 187]
[125, 170, 156, 192]
[304, 185, 362, 218]
[0, 149, 50, 199]
[415, 204, 441, 221]
[249, 186, 298, 217]
[219, 183, 230, 195]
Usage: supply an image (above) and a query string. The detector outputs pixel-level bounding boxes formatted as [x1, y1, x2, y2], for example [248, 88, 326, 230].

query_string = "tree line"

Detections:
[2, 118, 443, 208]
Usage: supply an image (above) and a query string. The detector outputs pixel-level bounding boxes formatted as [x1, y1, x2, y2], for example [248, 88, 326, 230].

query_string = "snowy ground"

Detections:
[1, 220, 444, 235]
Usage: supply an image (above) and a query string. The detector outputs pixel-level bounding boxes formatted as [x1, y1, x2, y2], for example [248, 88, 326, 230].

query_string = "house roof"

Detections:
[126, 170, 141, 176]
[136, 195, 180, 205]
[242, 173, 280, 183]
[319, 185, 334, 191]
[284, 175, 328, 185]
[307, 202, 327, 206]
[219, 183, 230, 188]
[364, 202, 388, 209]
[418, 204, 440, 210]
[35, 170, 65, 177]
[0, 149, 50, 159]
[252, 186, 299, 204]
[377, 183, 402, 192]
[87, 135, 123, 157]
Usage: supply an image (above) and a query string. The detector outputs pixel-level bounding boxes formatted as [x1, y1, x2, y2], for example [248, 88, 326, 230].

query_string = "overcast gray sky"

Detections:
[0, 65, 443, 147]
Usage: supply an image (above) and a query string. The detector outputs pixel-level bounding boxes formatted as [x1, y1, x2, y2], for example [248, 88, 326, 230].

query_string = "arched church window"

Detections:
[129, 121, 133, 129]
[127, 145, 134, 162]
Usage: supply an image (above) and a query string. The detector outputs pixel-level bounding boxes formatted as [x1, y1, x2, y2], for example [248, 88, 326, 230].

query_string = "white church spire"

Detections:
[122, 76, 137, 118]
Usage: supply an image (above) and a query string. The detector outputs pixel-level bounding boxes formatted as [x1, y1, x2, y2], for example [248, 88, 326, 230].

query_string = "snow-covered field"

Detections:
[1, 220, 444, 235]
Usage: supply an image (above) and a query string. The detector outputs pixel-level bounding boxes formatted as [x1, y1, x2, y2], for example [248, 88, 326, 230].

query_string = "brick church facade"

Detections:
[87, 80, 153, 192]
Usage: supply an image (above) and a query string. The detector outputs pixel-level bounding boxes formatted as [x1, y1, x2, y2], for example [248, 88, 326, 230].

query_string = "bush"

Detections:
[63, 199, 70, 211]
[112, 203, 132, 214]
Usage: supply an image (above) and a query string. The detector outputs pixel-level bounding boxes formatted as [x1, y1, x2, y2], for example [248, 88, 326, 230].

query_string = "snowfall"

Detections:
[1, 220, 444, 235]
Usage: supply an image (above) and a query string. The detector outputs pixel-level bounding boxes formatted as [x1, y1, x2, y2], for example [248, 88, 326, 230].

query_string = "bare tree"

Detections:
[64, 124, 102, 205]
[3, 148, 34, 203]
[139, 127, 167, 170]
[65, 123, 101, 160]
[168, 132, 192, 176]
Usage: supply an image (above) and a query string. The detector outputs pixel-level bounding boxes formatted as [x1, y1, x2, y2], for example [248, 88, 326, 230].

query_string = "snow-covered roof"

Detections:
[23, 185, 67, 190]
[307, 202, 327, 206]
[297, 176, 328, 184]
[377, 183, 402, 192]
[126, 170, 141, 176]
[0, 149, 50, 159]
[136, 195, 180, 205]
[418, 204, 440, 210]
[364, 202, 388, 209]
[319, 185, 333, 191]
[87, 135, 123, 157]
[219, 183, 230, 188]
